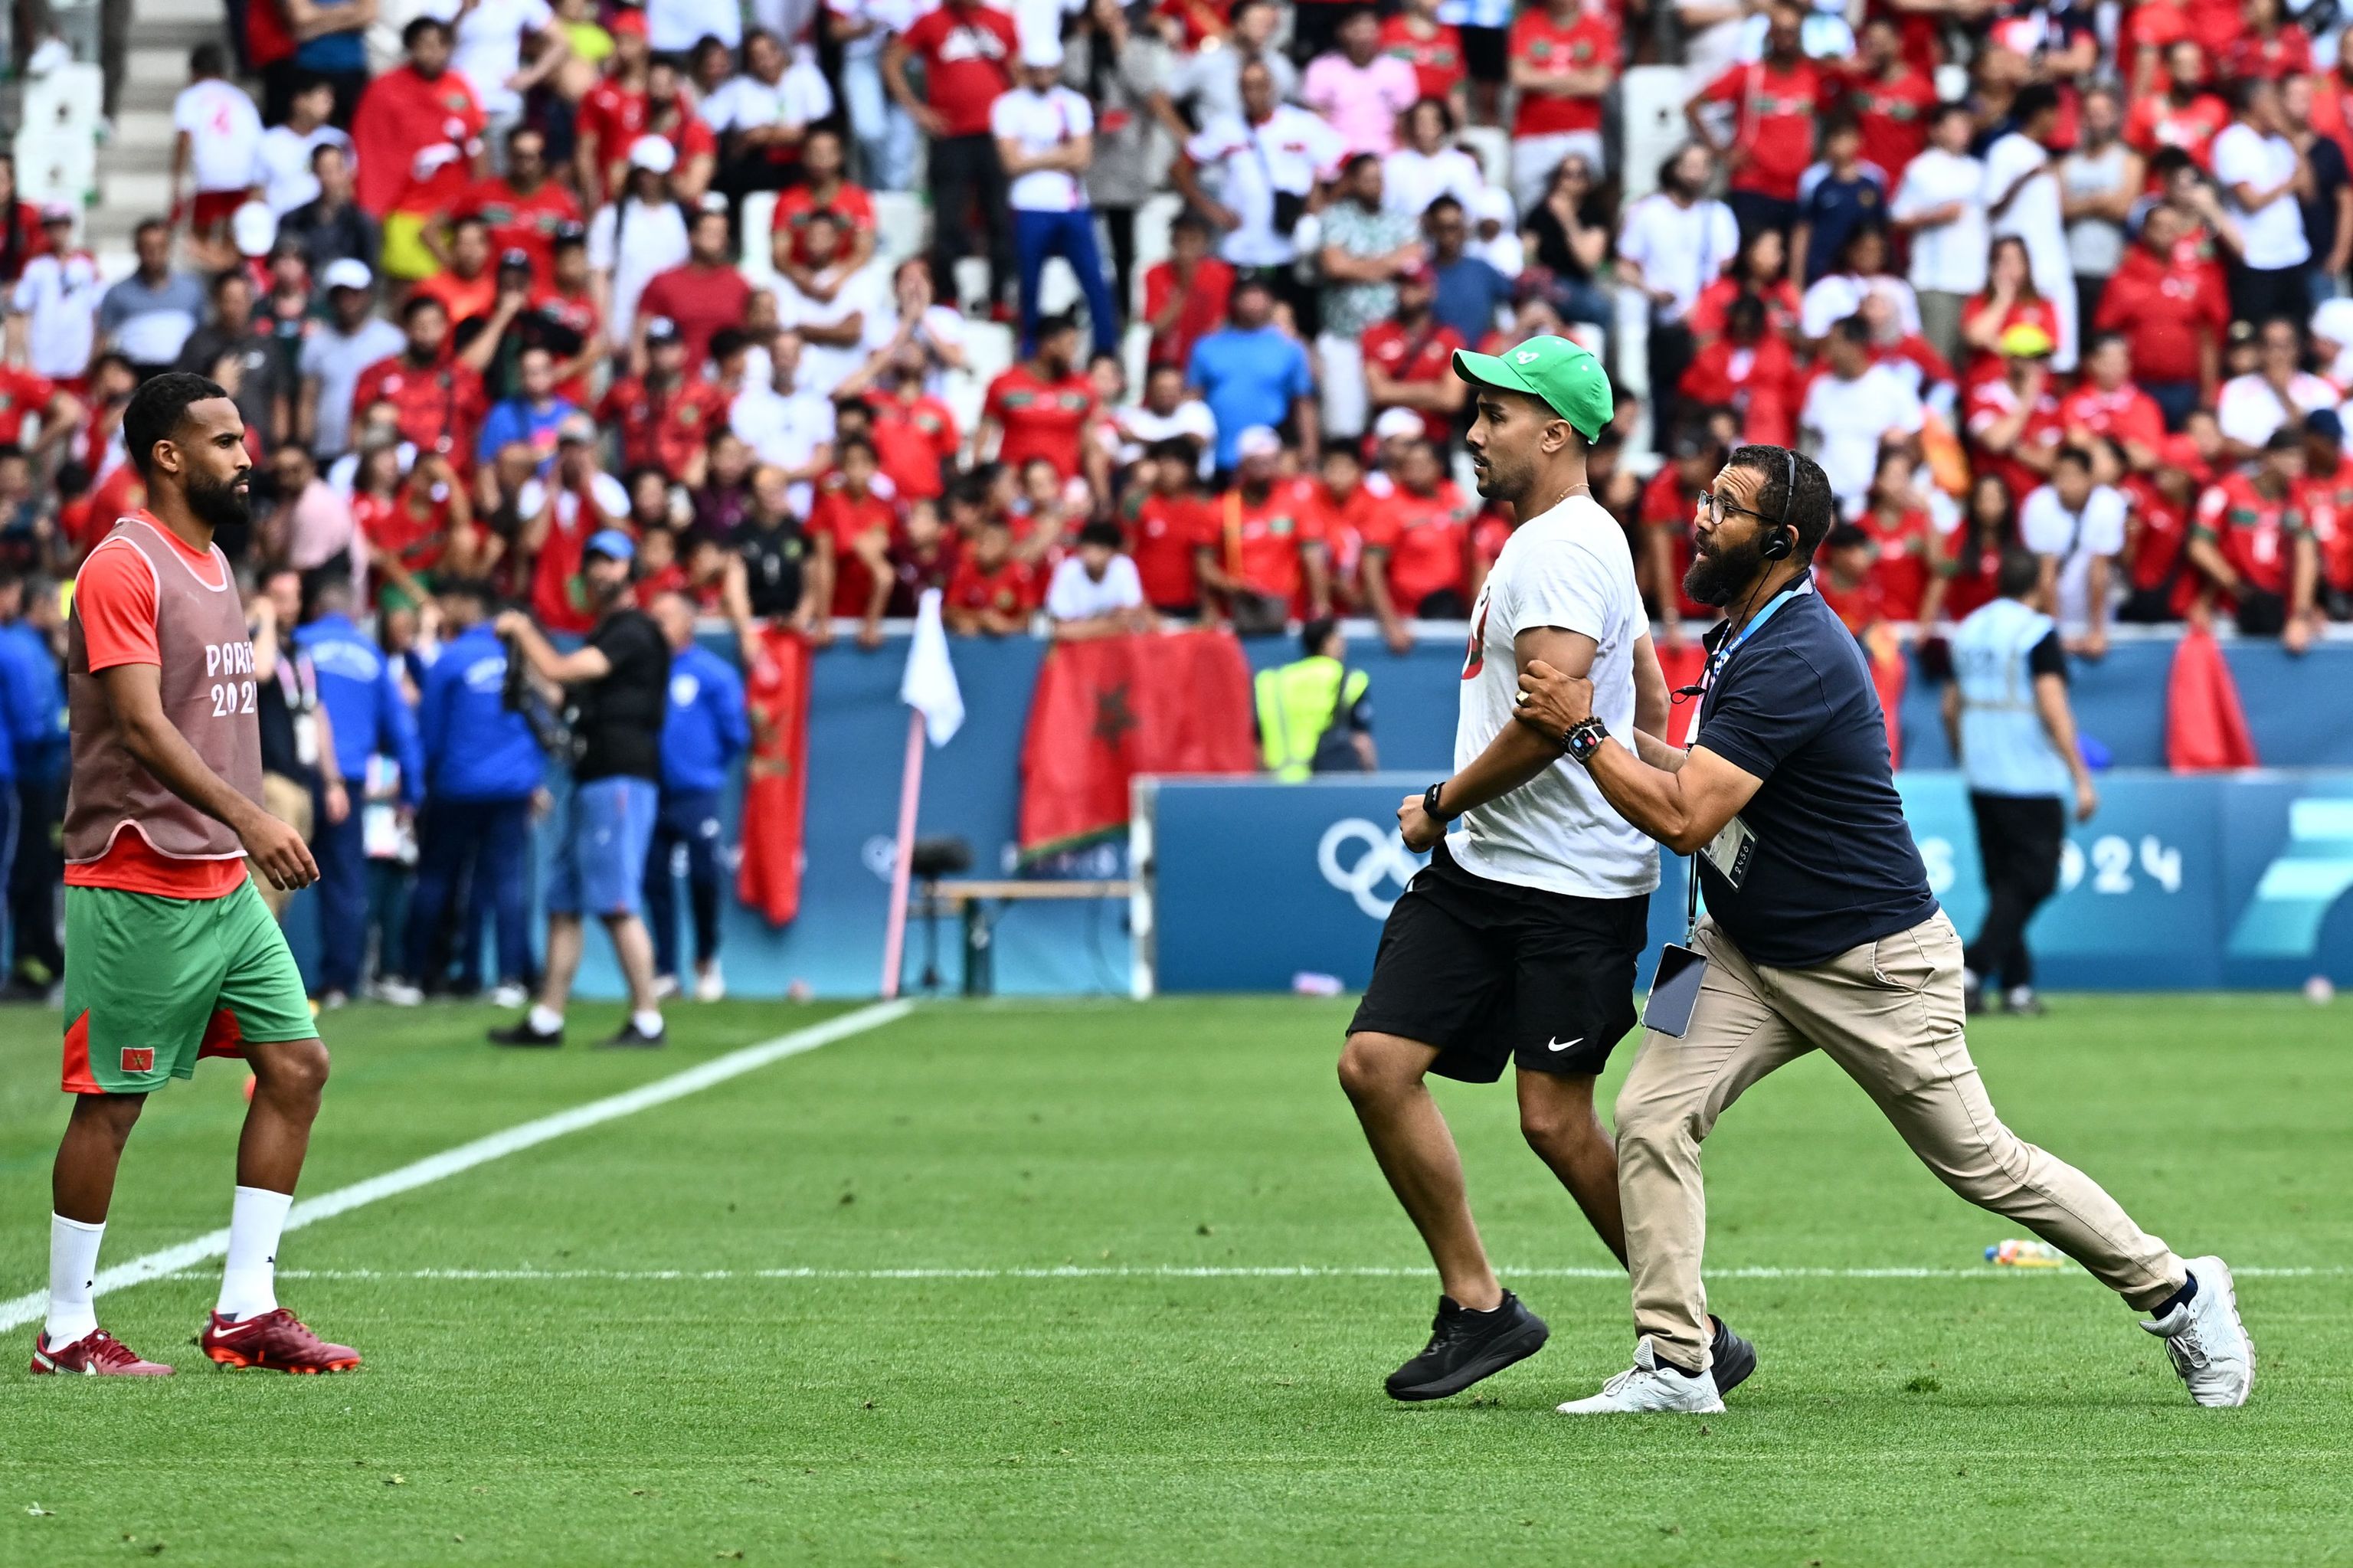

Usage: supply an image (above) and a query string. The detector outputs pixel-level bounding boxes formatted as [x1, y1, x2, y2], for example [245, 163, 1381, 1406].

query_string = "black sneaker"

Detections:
[1710, 1314, 1758, 1395]
[599, 1020, 666, 1049]
[487, 1018, 562, 1048]
[1384, 1291, 1550, 1402]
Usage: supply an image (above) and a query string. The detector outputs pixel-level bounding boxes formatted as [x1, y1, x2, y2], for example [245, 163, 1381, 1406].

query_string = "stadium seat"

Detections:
[872, 191, 928, 268]
[738, 190, 782, 293]
[1618, 67, 1690, 202]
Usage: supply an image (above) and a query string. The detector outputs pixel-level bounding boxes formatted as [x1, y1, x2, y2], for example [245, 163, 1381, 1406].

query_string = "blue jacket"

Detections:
[296, 611, 426, 806]
[0, 621, 63, 782]
[417, 623, 545, 803]
[660, 642, 749, 796]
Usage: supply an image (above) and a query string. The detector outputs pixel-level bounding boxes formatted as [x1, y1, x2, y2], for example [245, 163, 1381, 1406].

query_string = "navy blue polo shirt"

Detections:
[1691, 587, 1938, 967]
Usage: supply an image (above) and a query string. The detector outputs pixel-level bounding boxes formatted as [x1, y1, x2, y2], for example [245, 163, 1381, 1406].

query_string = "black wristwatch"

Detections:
[1562, 716, 1608, 764]
[1423, 779, 1459, 823]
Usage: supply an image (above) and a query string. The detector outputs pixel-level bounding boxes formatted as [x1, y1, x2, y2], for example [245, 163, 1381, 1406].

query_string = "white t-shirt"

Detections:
[517, 470, 630, 532]
[1114, 398, 1219, 470]
[1046, 554, 1144, 620]
[257, 124, 355, 215]
[1801, 365, 1925, 508]
[730, 381, 836, 515]
[773, 263, 889, 396]
[1982, 132, 2069, 293]
[587, 198, 690, 346]
[1184, 106, 1347, 267]
[300, 317, 407, 460]
[827, 0, 919, 61]
[2215, 370, 2338, 450]
[174, 78, 263, 194]
[2211, 123, 2312, 270]
[11, 251, 105, 381]
[1445, 494, 1658, 900]
[1616, 192, 1739, 322]
[992, 85, 1095, 213]
[699, 54, 835, 136]
[650, 0, 743, 51]
[1799, 273, 1920, 342]
[427, 0, 555, 116]
[2018, 481, 2128, 631]
[1890, 147, 1988, 295]
[1382, 146, 1484, 222]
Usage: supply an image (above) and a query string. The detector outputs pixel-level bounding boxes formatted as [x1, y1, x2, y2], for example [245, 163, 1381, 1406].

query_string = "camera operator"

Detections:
[488, 532, 673, 1048]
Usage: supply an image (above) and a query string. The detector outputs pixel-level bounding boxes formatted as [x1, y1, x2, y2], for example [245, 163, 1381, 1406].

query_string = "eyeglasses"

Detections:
[1697, 489, 1770, 525]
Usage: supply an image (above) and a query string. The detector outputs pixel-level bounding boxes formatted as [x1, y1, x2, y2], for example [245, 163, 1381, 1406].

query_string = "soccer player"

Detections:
[1518, 445, 2251, 1413]
[35, 373, 359, 1377]
[1337, 336, 1756, 1403]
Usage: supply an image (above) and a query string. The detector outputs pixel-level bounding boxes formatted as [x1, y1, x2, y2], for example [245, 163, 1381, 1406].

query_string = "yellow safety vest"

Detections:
[1254, 656, 1370, 781]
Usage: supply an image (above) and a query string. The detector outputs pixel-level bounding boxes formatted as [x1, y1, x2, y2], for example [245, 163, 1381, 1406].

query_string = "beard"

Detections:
[185, 469, 250, 532]
[1468, 446, 1525, 505]
[1684, 529, 1766, 607]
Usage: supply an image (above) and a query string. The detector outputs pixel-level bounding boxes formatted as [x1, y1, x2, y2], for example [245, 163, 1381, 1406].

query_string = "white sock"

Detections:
[44, 1213, 104, 1347]
[631, 1008, 664, 1037]
[529, 1004, 564, 1034]
[215, 1186, 293, 1321]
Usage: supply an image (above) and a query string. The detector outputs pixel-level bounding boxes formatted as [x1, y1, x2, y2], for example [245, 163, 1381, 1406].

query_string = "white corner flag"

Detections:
[881, 591, 962, 997]
[899, 588, 964, 746]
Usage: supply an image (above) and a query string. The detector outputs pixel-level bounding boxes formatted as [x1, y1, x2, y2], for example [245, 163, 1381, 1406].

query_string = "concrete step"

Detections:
[105, 110, 175, 153]
[126, 47, 188, 91]
[100, 168, 169, 214]
[141, 0, 229, 23]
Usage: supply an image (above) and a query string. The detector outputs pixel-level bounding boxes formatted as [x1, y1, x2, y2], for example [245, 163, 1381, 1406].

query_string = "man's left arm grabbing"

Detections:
[1514, 657, 1766, 855]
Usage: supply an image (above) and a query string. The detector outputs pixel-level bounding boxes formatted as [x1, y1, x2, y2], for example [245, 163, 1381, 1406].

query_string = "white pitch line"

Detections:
[0, 1000, 915, 1334]
[130, 1263, 2353, 1283]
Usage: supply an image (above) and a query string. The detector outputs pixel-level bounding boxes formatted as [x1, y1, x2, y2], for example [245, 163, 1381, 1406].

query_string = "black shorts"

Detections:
[1347, 841, 1649, 1081]
[1459, 24, 1510, 83]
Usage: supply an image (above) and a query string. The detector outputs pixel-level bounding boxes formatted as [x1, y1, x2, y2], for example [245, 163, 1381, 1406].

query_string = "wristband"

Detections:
[1562, 716, 1608, 764]
[1423, 780, 1458, 823]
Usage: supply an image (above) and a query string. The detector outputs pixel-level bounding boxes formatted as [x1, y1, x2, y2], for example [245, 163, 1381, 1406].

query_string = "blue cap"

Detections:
[2306, 407, 2344, 442]
[584, 529, 636, 563]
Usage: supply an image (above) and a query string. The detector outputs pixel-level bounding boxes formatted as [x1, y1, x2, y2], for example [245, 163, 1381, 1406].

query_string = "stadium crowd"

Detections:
[0, 0, 2344, 999]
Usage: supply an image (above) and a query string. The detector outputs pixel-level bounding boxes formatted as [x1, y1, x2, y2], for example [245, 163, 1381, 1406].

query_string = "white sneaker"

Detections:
[1555, 1337, 1724, 1415]
[653, 974, 681, 1001]
[2142, 1255, 2253, 1407]
[489, 983, 529, 1010]
[371, 979, 424, 1007]
[693, 961, 726, 1002]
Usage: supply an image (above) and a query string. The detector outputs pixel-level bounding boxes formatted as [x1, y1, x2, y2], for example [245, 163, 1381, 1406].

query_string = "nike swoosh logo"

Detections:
[1545, 1036, 1584, 1052]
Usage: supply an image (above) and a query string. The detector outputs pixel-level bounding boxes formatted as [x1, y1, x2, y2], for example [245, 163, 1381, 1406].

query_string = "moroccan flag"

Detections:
[2165, 625, 2258, 771]
[1658, 641, 1707, 747]
[1018, 630, 1257, 856]
[735, 626, 813, 925]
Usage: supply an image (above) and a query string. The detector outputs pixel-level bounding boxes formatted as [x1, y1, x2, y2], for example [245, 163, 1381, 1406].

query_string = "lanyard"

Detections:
[1700, 582, 1805, 696]
[1685, 581, 1803, 938]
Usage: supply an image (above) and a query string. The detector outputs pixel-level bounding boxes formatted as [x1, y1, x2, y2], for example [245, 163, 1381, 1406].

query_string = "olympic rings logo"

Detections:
[1317, 818, 1427, 920]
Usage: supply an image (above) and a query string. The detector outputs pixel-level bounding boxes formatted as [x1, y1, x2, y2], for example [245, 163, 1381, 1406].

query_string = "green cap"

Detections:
[1451, 335, 1613, 442]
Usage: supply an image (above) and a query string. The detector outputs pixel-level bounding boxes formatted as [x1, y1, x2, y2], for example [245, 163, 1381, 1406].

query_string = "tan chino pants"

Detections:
[1613, 911, 2186, 1371]
[252, 772, 314, 921]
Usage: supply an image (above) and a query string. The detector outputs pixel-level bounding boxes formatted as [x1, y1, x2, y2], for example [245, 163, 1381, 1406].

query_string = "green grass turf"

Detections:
[0, 993, 2346, 1566]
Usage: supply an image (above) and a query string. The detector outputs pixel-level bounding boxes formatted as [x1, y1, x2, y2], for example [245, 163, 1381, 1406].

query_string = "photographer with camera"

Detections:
[489, 532, 673, 1049]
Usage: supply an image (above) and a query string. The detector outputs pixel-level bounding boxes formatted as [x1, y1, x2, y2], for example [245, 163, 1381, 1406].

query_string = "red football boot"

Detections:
[199, 1308, 362, 1373]
[30, 1327, 174, 1376]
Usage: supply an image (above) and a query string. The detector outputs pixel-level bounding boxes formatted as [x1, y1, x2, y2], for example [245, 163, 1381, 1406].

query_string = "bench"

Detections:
[911, 879, 1134, 997]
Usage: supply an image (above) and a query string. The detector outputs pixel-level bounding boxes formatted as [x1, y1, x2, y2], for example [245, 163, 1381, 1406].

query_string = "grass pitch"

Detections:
[0, 992, 2345, 1566]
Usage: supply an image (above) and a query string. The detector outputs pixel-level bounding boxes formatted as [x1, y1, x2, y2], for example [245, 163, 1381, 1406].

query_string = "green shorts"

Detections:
[62, 880, 316, 1095]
